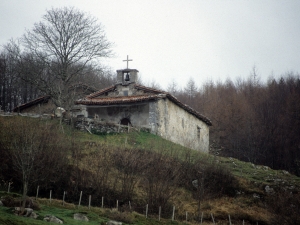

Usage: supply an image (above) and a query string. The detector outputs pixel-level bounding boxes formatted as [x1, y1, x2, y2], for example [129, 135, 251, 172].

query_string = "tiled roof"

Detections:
[13, 96, 51, 112]
[134, 84, 167, 94]
[85, 84, 166, 100]
[85, 85, 117, 99]
[76, 94, 162, 105]
[76, 84, 212, 126]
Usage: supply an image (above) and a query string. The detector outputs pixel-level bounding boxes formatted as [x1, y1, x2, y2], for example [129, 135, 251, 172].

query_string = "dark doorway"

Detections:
[120, 118, 132, 126]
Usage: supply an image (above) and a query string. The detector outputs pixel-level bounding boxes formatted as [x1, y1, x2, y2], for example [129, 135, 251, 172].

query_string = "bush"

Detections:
[268, 191, 300, 225]
[107, 211, 134, 224]
[179, 158, 238, 200]
[1, 195, 40, 210]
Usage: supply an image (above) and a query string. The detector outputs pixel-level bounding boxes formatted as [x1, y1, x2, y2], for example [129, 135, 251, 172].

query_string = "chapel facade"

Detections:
[74, 59, 212, 152]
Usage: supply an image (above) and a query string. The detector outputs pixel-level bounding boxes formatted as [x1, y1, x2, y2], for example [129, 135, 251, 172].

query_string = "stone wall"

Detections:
[75, 117, 150, 134]
[155, 98, 210, 152]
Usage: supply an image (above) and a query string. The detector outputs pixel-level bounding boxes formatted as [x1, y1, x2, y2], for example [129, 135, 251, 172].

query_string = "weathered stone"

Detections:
[107, 220, 122, 225]
[14, 207, 34, 217]
[44, 215, 63, 224]
[263, 166, 270, 170]
[265, 185, 274, 193]
[282, 170, 290, 175]
[236, 190, 243, 195]
[192, 179, 198, 188]
[55, 107, 66, 118]
[30, 211, 38, 219]
[253, 193, 260, 198]
[73, 213, 89, 221]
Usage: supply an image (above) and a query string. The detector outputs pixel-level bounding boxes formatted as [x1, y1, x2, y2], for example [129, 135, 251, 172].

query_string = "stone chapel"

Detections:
[74, 56, 212, 152]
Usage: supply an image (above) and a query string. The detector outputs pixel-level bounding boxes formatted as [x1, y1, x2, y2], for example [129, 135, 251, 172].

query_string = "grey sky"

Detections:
[1, 0, 300, 89]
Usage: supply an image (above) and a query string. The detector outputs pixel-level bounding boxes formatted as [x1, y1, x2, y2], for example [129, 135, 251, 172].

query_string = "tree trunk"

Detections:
[21, 179, 28, 213]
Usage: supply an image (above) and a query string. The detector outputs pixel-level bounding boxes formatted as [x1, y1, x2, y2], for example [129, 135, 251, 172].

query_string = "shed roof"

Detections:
[13, 96, 51, 112]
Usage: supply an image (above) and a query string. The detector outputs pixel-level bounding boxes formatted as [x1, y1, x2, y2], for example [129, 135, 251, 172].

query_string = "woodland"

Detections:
[173, 71, 300, 176]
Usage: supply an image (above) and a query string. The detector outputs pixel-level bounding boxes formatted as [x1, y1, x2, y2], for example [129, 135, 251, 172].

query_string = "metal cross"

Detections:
[123, 55, 132, 69]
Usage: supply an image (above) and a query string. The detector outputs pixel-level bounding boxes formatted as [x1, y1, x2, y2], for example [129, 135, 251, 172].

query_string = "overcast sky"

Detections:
[1, 0, 300, 89]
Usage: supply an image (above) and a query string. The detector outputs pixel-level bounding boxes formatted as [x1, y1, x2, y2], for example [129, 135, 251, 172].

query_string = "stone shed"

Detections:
[75, 68, 212, 152]
[13, 83, 97, 115]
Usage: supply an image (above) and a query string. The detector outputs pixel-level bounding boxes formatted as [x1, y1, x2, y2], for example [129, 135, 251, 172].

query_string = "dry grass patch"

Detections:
[206, 197, 271, 224]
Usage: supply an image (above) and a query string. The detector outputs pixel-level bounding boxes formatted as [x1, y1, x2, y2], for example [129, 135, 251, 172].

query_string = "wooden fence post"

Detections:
[101, 196, 104, 208]
[78, 191, 82, 208]
[49, 190, 52, 204]
[200, 212, 203, 225]
[145, 204, 148, 218]
[129, 201, 131, 210]
[116, 200, 119, 210]
[228, 214, 232, 225]
[7, 182, 11, 193]
[172, 206, 175, 221]
[62, 191, 66, 206]
[36, 186, 39, 200]
[88, 195, 91, 210]
[186, 211, 188, 222]
[211, 213, 215, 224]
[158, 206, 161, 221]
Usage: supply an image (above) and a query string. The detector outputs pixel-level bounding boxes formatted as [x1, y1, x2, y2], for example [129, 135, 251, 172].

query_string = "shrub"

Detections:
[1, 195, 40, 210]
[268, 191, 300, 225]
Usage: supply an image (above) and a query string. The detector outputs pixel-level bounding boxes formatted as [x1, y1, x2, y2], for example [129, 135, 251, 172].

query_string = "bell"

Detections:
[125, 73, 130, 81]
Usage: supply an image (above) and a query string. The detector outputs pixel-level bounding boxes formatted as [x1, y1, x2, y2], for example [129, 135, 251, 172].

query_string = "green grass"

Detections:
[218, 156, 300, 188]
[0, 204, 106, 225]
[0, 197, 190, 225]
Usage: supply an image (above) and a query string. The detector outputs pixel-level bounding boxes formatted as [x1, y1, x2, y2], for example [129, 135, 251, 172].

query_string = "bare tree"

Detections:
[6, 7, 113, 110]
[167, 79, 179, 95]
[3, 117, 67, 211]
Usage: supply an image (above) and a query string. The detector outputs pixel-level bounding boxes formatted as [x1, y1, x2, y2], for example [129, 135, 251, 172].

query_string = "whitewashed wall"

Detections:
[155, 98, 209, 153]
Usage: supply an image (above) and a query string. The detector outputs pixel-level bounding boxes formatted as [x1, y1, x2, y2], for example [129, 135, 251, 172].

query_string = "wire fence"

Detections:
[23, 184, 260, 225]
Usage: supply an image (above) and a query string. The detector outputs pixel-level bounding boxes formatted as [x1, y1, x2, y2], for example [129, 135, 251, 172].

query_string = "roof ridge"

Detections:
[134, 84, 168, 94]
[13, 95, 51, 112]
[86, 85, 116, 99]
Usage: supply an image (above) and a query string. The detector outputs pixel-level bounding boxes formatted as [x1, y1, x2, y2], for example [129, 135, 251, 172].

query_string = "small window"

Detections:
[197, 126, 201, 139]
[123, 91, 128, 96]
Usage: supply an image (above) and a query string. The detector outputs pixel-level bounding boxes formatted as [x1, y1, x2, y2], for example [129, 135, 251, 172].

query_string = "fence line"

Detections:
[31, 186, 259, 224]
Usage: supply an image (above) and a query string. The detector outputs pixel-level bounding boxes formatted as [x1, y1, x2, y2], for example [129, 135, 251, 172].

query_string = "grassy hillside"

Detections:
[0, 116, 300, 225]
